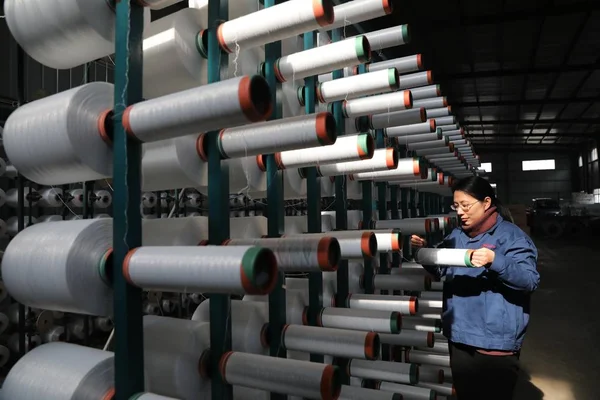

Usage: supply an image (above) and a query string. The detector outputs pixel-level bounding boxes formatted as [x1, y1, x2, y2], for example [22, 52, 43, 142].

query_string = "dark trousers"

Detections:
[450, 342, 520, 400]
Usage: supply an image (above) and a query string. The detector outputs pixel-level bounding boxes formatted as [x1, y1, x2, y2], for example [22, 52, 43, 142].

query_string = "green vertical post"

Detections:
[389, 185, 401, 269]
[361, 181, 374, 294]
[264, 1, 287, 393]
[206, 0, 233, 399]
[112, 1, 145, 398]
[375, 130, 389, 276]
[304, 30, 324, 364]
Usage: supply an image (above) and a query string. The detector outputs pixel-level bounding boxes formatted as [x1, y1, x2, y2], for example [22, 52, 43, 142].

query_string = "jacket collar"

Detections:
[461, 214, 504, 240]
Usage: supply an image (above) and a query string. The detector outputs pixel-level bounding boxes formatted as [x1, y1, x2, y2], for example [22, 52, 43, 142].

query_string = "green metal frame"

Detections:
[112, 1, 145, 398]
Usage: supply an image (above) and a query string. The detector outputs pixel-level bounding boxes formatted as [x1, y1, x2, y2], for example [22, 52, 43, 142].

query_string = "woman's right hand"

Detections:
[410, 235, 427, 248]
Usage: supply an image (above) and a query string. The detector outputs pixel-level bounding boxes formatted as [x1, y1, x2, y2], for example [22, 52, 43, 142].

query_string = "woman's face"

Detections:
[453, 190, 491, 226]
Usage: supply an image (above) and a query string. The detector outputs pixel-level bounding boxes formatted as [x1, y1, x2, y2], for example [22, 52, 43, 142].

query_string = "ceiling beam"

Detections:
[452, 97, 599, 108]
[437, 63, 599, 80]
[465, 133, 596, 138]
[461, 118, 600, 125]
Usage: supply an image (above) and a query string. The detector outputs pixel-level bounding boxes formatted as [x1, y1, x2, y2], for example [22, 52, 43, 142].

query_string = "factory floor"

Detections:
[512, 237, 600, 400]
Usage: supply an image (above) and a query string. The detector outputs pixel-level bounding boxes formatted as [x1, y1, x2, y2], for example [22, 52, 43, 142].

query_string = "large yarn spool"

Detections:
[414, 248, 475, 267]
[346, 294, 417, 316]
[315, 68, 399, 103]
[1, 342, 114, 399]
[377, 381, 435, 400]
[2, 219, 113, 316]
[3, 0, 150, 69]
[37, 187, 63, 208]
[379, 330, 434, 348]
[6, 187, 39, 207]
[402, 317, 442, 333]
[94, 190, 112, 209]
[244, 288, 307, 326]
[348, 359, 418, 386]
[285, 277, 336, 307]
[342, 90, 413, 119]
[299, 231, 377, 259]
[316, 148, 398, 177]
[317, 307, 401, 334]
[339, 385, 400, 400]
[3, 82, 113, 185]
[143, 316, 211, 400]
[142, 216, 208, 245]
[192, 299, 269, 355]
[405, 349, 450, 368]
[229, 216, 268, 238]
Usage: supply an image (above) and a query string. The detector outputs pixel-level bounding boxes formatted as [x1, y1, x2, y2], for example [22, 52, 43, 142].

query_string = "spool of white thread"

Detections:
[94, 317, 114, 333]
[67, 189, 84, 208]
[368, 54, 423, 75]
[327, 0, 393, 30]
[351, 24, 410, 53]
[413, 146, 454, 157]
[2, 219, 113, 316]
[94, 190, 112, 209]
[346, 294, 418, 316]
[123, 75, 272, 143]
[405, 349, 450, 368]
[229, 216, 268, 238]
[342, 90, 413, 119]
[372, 274, 431, 292]
[275, 36, 371, 82]
[434, 116, 457, 127]
[6, 187, 39, 207]
[402, 317, 442, 333]
[379, 329, 434, 348]
[315, 68, 399, 103]
[395, 130, 443, 145]
[351, 157, 425, 182]
[369, 108, 427, 130]
[296, 231, 377, 259]
[282, 324, 380, 360]
[3, 82, 114, 185]
[220, 351, 341, 400]
[68, 317, 94, 340]
[420, 291, 443, 302]
[369, 229, 402, 253]
[3, 0, 149, 69]
[398, 71, 434, 90]
[124, 246, 278, 295]
[37, 188, 63, 208]
[285, 277, 336, 307]
[438, 123, 460, 131]
[184, 192, 202, 208]
[143, 316, 211, 399]
[414, 248, 475, 268]
[339, 385, 401, 400]
[316, 148, 398, 177]
[142, 215, 208, 245]
[192, 299, 269, 355]
[417, 339, 449, 355]
[373, 219, 432, 236]
[224, 237, 341, 272]
[1, 342, 115, 399]
[378, 381, 435, 400]
[317, 307, 401, 334]
[426, 107, 452, 118]
[407, 137, 449, 151]
[282, 168, 308, 200]
[142, 192, 158, 208]
[213, 112, 336, 159]
[416, 365, 445, 384]
[385, 120, 437, 138]
[275, 133, 374, 170]
[349, 359, 418, 386]
[411, 85, 442, 100]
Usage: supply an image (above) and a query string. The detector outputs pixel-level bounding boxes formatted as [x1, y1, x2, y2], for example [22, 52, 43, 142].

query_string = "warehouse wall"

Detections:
[578, 141, 600, 195]
[477, 152, 575, 207]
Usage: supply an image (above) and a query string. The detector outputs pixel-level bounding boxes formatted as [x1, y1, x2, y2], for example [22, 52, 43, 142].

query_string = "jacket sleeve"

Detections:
[419, 230, 457, 279]
[488, 236, 540, 292]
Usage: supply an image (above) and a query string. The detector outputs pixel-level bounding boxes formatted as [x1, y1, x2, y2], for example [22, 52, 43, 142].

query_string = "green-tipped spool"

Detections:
[465, 250, 475, 268]
[195, 30, 208, 59]
[355, 36, 371, 63]
[241, 247, 276, 293]
[410, 363, 419, 384]
[258, 62, 266, 77]
[98, 248, 113, 286]
[388, 68, 399, 90]
[444, 135, 450, 145]
[357, 133, 375, 159]
[297, 86, 305, 106]
[390, 311, 400, 334]
[436, 128, 443, 140]
[402, 24, 411, 44]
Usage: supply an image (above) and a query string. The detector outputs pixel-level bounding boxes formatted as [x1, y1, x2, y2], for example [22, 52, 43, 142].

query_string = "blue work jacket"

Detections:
[422, 215, 540, 352]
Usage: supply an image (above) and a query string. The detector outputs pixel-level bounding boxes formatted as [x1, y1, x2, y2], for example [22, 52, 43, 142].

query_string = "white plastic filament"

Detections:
[339, 385, 400, 400]
[378, 382, 434, 400]
[2, 219, 113, 316]
[124, 246, 278, 295]
[411, 84, 442, 100]
[38, 187, 63, 208]
[225, 237, 340, 272]
[407, 138, 449, 151]
[413, 96, 447, 110]
[317, 68, 399, 103]
[297, 231, 377, 259]
[398, 71, 434, 90]
[402, 316, 442, 333]
[374, 219, 432, 236]
[282, 325, 379, 360]
[220, 351, 341, 400]
[354, 25, 410, 52]
[142, 216, 208, 246]
[368, 54, 423, 75]
[327, 0, 393, 30]
[276, 36, 371, 82]
[6, 187, 39, 208]
[379, 329, 434, 348]
[1, 342, 114, 400]
[342, 90, 413, 118]
[285, 276, 336, 308]
[94, 190, 112, 209]
[385, 120, 436, 138]
[351, 157, 423, 181]
[316, 148, 398, 177]
[395, 130, 442, 144]
[318, 307, 401, 334]
[143, 316, 211, 399]
[346, 294, 418, 316]
[349, 359, 418, 385]
[406, 349, 450, 368]
[218, 0, 334, 53]
[4, 0, 148, 69]
[373, 274, 431, 292]
[414, 248, 475, 267]
[370, 229, 402, 253]
[124, 75, 272, 143]
[275, 133, 374, 170]
[3, 83, 113, 185]
[369, 108, 427, 130]
[244, 288, 308, 325]
[426, 106, 452, 118]
[215, 112, 336, 159]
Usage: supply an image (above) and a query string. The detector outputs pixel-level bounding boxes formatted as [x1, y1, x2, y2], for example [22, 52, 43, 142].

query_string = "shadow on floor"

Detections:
[514, 368, 544, 400]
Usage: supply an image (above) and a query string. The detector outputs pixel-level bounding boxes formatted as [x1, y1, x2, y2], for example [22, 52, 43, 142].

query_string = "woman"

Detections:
[411, 176, 540, 400]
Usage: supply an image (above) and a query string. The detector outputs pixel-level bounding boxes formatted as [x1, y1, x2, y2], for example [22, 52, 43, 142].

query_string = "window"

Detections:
[578, 156, 583, 167]
[591, 148, 598, 162]
[522, 159, 556, 171]
[480, 162, 492, 173]
[594, 189, 600, 204]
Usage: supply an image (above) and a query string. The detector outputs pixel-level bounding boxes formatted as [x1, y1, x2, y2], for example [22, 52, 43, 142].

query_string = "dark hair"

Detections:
[451, 176, 514, 223]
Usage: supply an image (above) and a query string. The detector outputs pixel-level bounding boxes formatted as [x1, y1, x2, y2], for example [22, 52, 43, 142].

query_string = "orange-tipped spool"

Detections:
[101, 388, 115, 400]
[429, 119, 437, 132]
[382, 0, 393, 14]
[196, 133, 208, 162]
[320, 364, 341, 400]
[386, 148, 399, 169]
[361, 232, 377, 258]
[198, 349, 211, 379]
[122, 248, 140, 285]
[317, 237, 340, 271]
[121, 106, 139, 141]
[419, 107, 427, 122]
[427, 70, 434, 84]
[219, 351, 235, 384]
[314, 0, 335, 27]
[413, 157, 421, 177]
[438, 172, 445, 185]
[391, 232, 401, 251]
[97, 109, 113, 145]
[364, 332, 380, 360]
[238, 75, 273, 122]
[256, 154, 267, 172]
[315, 112, 337, 146]
[416, 53, 423, 69]
[404, 90, 413, 109]
[409, 296, 418, 315]
[216, 23, 232, 53]
[427, 332, 435, 347]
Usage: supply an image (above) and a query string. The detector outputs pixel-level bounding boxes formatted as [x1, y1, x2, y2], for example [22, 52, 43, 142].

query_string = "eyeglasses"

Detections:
[450, 200, 480, 211]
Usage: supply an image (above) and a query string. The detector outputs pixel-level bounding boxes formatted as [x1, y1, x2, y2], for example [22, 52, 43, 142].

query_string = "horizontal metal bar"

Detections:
[438, 63, 599, 80]
[462, 118, 600, 125]
[466, 133, 597, 138]
[453, 97, 600, 108]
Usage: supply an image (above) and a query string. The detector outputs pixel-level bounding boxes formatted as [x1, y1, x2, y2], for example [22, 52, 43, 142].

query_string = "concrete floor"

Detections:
[513, 237, 600, 400]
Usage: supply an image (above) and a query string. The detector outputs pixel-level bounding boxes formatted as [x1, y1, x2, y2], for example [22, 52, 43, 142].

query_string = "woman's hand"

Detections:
[471, 248, 496, 267]
[410, 235, 427, 248]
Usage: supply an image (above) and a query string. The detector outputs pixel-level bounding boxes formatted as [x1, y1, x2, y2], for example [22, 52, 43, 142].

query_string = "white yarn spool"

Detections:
[296, 231, 377, 259]
[282, 168, 307, 200]
[378, 382, 435, 400]
[124, 246, 278, 295]
[438, 123, 460, 131]
[368, 54, 422, 75]
[214, 112, 336, 159]
[398, 71, 434, 90]
[94, 317, 114, 333]
[225, 237, 340, 272]
[373, 219, 431, 236]
[425, 107, 452, 118]
[342, 90, 413, 119]
[192, 299, 269, 355]
[413, 146, 454, 157]
[6, 187, 39, 207]
[244, 287, 307, 326]
[420, 291, 443, 302]
[417, 366, 445, 384]
[142, 192, 158, 208]
[276, 36, 371, 82]
[402, 317, 442, 333]
[2, 219, 113, 316]
[132, 393, 180, 400]
[353, 24, 410, 53]
[372, 274, 431, 292]
[3, 82, 113, 185]
[327, 0, 393, 30]
[68, 317, 94, 340]
[276, 133, 374, 170]
[411, 84, 442, 100]
[385, 120, 436, 138]
[220, 351, 341, 400]
[318, 307, 401, 334]
[316, 148, 397, 177]
[414, 248, 475, 267]
[405, 349, 450, 368]
[282, 325, 379, 360]
[3, 0, 149, 69]
[369, 229, 402, 253]
[142, 215, 208, 246]
[417, 339, 449, 355]
[395, 130, 442, 145]
[1, 342, 114, 399]
[407, 137, 449, 151]
[434, 116, 456, 127]
[316, 68, 399, 103]
[379, 329, 434, 348]
[349, 359, 418, 385]
[369, 108, 427, 130]
[68, 189, 85, 208]
[229, 216, 268, 238]
[124, 75, 272, 143]
[94, 190, 112, 209]
[37, 188, 63, 208]
[285, 276, 336, 307]
[346, 294, 417, 316]
[143, 316, 211, 400]
[417, 382, 455, 397]
[339, 385, 400, 400]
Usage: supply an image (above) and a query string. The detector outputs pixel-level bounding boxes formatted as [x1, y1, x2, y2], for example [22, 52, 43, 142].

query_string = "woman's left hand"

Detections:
[471, 248, 496, 267]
